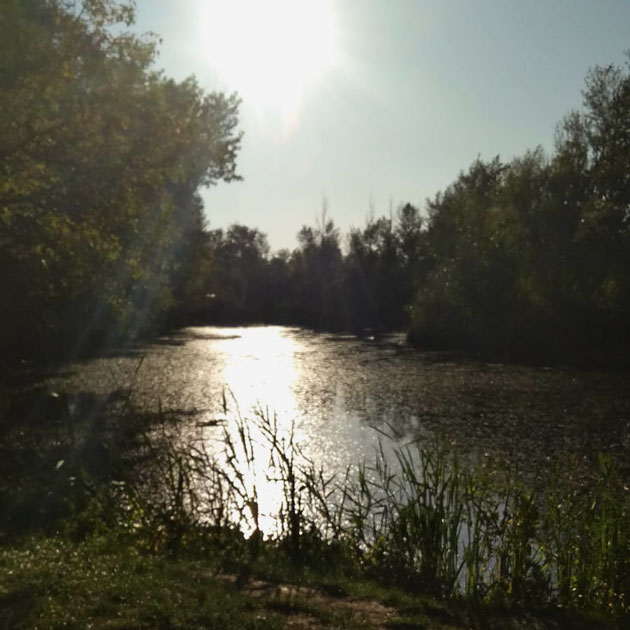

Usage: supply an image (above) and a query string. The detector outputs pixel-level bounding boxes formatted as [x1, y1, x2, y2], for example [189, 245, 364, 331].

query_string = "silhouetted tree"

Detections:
[291, 215, 345, 329]
[204, 224, 269, 322]
[408, 54, 630, 363]
[0, 0, 241, 364]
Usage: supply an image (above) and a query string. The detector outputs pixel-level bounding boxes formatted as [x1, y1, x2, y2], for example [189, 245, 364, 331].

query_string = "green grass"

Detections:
[0, 534, 464, 630]
[1, 535, 615, 630]
[0, 536, 282, 630]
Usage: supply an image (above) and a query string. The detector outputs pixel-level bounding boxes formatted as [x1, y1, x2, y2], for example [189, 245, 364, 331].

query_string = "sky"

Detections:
[132, 0, 630, 251]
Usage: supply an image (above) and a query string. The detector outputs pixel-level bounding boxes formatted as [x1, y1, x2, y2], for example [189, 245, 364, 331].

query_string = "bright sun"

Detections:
[197, 0, 338, 112]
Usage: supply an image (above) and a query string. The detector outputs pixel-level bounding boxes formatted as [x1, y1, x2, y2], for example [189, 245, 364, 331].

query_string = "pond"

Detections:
[50, 325, 630, 531]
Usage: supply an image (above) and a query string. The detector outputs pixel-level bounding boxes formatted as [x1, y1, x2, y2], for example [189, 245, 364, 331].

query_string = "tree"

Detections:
[396, 203, 425, 272]
[291, 211, 345, 329]
[206, 224, 270, 322]
[551, 56, 630, 350]
[408, 54, 630, 362]
[410, 157, 510, 350]
[0, 0, 242, 363]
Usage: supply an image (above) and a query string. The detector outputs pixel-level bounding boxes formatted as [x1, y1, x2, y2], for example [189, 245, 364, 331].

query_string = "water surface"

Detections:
[50, 326, 630, 528]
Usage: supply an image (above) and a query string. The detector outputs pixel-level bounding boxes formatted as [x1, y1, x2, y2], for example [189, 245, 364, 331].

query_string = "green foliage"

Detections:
[204, 224, 272, 322]
[409, 55, 630, 363]
[200, 203, 427, 333]
[0, 0, 241, 364]
[292, 212, 346, 329]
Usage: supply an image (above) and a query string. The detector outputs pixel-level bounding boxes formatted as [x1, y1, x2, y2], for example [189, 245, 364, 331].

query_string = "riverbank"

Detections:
[0, 533, 466, 630]
[2, 534, 615, 630]
[1, 385, 629, 629]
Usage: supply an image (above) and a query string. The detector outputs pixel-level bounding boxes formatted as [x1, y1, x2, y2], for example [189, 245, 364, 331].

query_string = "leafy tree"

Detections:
[396, 203, 425, 273]
[408, 54, 630, 362]
[206, 224, 270, 322]
[0, 0, 241, 363]
[291, 213, 345, 329]
[554, 59, 630, 344]
[263, 249, 293, 323]
[345, 212, 410, 330]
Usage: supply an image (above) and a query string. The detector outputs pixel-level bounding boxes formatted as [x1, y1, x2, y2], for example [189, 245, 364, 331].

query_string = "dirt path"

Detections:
[219, 574, 464, 629]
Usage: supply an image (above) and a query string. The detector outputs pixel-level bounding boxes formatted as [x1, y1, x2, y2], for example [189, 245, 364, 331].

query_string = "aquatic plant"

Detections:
[3, 388, 628, 623]
[110, 404, 630, 621]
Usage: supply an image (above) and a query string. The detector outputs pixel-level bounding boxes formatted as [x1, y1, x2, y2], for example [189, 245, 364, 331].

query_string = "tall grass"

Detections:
[27, 395, 628, 622]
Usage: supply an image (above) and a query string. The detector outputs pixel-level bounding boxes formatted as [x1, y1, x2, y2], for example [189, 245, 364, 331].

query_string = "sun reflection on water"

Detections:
[48, 324, 630, 538]
[205, 326, 307, 534]
[191, 326, 395, 535]
[219, 326, 301, 423]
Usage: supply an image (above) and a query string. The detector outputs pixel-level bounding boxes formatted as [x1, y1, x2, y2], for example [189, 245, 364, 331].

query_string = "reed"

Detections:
[113, 404, 630, 621]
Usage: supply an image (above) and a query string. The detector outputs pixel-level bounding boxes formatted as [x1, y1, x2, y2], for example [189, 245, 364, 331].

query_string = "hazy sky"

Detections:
[133, 0, 630, 251]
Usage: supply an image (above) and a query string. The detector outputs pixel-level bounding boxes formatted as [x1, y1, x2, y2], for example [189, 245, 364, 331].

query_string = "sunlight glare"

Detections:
[214, 327, 304, 534]
[197, 0, 338, 112]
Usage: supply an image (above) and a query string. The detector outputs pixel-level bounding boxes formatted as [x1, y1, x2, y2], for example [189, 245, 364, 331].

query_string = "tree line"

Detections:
[410, 57, 630, 363]
[182, 203, 426, 333]
[191, 55, 630, 365]
[2, 1, 629, 368]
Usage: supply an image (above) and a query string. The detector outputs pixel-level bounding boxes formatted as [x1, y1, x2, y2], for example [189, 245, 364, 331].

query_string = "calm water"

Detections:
[50, 325, 630, 529]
